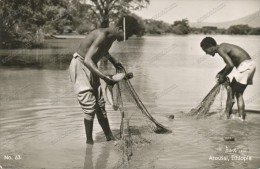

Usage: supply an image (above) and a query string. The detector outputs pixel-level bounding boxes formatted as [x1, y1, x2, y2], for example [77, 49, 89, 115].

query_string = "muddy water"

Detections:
[0, 35, 260, 169]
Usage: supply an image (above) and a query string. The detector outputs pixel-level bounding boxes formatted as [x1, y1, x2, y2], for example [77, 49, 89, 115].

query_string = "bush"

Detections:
[227, 25, 251, 35]
[249, 27, 260, 35]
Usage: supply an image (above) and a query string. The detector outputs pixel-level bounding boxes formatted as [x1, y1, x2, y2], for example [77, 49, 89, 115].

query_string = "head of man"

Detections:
[115, 15, 140, 41]
[200, 37, 217, 56]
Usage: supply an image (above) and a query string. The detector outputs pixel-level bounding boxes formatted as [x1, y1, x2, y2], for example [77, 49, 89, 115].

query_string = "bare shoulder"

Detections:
[89, 29, 106, 39]
[78, 29, 106, 53]
[83, 29, 108, 45]
[218, 43, 232, 53]
[99, 28, 116, 39]
[92, 28, 116, 42]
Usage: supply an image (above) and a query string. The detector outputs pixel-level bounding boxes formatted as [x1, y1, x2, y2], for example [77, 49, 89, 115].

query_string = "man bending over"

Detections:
[69, 16, 141, 144]
[200, 37, 256, 121]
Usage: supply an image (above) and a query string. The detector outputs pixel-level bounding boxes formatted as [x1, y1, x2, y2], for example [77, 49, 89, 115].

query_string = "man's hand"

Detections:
[115, 62, 125, 73]
[125, 72, 133, 79]
[216, 73, 222, 79]
[217, 74, 226, 84]
[104, 76, 117, 86]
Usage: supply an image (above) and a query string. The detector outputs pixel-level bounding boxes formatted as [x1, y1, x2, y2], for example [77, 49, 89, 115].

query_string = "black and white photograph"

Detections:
[0, 0, 260, 168]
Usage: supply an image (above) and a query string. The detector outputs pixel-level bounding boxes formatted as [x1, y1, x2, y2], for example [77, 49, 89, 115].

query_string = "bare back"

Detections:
[218, 43, 251, 67]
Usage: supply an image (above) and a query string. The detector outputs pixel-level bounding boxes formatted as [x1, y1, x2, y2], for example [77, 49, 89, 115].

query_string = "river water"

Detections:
[0, 35, 260, 169]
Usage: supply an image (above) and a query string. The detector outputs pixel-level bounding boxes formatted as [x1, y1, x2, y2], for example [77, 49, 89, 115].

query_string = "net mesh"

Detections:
[111, 76, 170, 167]
[116, 79, 169, 132]
[188, 82, 233, 119]
[105, 64, 233, 167]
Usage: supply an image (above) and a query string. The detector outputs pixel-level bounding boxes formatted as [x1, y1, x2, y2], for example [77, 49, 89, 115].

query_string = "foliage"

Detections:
[227, 25, 251, 35]
[129, 13, 146, 36]
[0, 0, 72, 48]
[171, 19, 190, 35]
[69, 0, 97, 34]
[144, 18, 260, 36]
[144, 19, 191, 35]
[249, 27, 260, 35]
[0, 0, 150, 48]
[1, 0, 260, 49]
[85, 0, 150, 28]
[190, 25, 259, 35]
[144, 19, 171, 34]
[201, 26, 217, 34]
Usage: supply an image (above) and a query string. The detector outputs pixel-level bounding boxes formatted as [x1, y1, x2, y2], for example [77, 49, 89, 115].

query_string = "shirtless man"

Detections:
[200, 37, 256, 121]
[69, 16, 140, 144]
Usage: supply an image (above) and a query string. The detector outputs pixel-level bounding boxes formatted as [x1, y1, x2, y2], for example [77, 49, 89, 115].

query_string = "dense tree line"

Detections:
[1, 0, 259, 49]
[144, 19, 190, 35]
[0, 0, 72, 48]
[144, 19, 260, 36]
[0, 0, 149, 48]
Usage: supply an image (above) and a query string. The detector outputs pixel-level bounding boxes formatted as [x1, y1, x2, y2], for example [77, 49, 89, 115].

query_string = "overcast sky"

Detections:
[134, 0, 260, 23]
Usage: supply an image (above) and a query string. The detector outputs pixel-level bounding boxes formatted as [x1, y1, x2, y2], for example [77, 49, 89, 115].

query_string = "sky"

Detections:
[134, 0, 260, 23]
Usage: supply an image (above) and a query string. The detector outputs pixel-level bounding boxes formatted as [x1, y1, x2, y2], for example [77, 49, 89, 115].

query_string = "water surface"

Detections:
[0, 35, 260, 169]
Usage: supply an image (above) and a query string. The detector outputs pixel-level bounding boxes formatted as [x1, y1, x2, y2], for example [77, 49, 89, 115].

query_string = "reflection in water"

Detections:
[84, 143, 115, 169]
[84, 145, 94, 169]
[94, 144, 111, 169]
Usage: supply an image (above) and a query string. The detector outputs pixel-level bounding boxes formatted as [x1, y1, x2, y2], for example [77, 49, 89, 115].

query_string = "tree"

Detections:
[144, 19, 171, 34]
[69, 0, 98, 34]
[84, 0, 150, 28]
[171, 19, 190, 35]
[0, 0, 72, 48]
[249, 27, 260, 35]
[201, 26, 217, 34]
[227, 25, 251, 35]
[0, 0, 150, 48]
[45, 5, 73, 34]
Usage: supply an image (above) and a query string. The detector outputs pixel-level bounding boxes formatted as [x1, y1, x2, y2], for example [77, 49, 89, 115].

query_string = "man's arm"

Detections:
[84, 34, 115, 84]
[105, 53, 125, 71]
[218, 49, 234, 77]
[217, 66, 227, 75]
[105, 53, 118, 66]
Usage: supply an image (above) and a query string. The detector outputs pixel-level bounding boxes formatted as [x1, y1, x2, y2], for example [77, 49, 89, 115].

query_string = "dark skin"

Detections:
[202, 43, 251, 82]
[76, 27, 129, 85]
[202, 43, 251, 120]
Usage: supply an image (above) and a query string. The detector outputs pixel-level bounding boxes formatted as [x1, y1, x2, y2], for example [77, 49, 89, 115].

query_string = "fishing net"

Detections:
[107, 72, 170, 167]
[188, 81, 233, 119]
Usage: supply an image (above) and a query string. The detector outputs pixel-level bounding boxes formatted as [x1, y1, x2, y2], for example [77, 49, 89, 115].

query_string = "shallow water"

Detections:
[0, 35, 260, 169]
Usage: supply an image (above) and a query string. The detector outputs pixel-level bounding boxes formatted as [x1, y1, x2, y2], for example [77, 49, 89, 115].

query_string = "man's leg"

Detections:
[236, 92, 246, 120]
[95, 85, 115, 141]
[78, 91, 96, 144]
[232, 79, 247, 120]
[96, 107, 115, 141]
[84, 118, 94, 144]
[224, 81, 235, 119]
[69, 58, 97, 144]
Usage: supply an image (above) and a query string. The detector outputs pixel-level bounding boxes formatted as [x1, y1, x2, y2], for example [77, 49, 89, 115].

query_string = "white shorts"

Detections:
[233, 59, 256, 85]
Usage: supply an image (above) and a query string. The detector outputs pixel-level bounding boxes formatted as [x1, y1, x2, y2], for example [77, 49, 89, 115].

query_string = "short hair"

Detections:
[116, 15, 140, 35]
[200, 37, 217, 49]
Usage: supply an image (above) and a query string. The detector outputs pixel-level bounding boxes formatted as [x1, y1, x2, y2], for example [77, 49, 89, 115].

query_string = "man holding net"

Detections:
[69, 16, 141, 144]
[200, 37, 256, 121]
